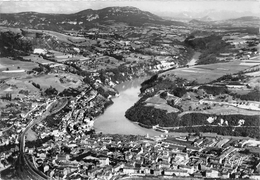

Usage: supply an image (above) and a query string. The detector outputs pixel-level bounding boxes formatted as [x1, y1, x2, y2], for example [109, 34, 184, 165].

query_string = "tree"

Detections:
[44, 86, 58, 96]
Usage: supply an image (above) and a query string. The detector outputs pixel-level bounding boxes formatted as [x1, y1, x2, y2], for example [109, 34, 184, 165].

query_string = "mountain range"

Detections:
[0, 6, 184, 32]
[0, 6, 259, 32]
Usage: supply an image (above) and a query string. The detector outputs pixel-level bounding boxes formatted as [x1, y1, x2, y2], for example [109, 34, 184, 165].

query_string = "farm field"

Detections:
[163, 60, 251, 83]
[44, 30, 96, 46]
[0, 72, 83, 99]
[1, 77, 40, 98]
[0, 57, 38, 70]
[0, 57, 38, 80]
[179, 105, 260, 117]
[23, 55, 54, 64]
[245, 71, 260, 77]
[0, 71, 28, 81]
[27, 74, 83, 91]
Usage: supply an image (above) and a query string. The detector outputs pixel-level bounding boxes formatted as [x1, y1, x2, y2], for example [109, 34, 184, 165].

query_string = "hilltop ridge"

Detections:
[0, 6, 184, 31]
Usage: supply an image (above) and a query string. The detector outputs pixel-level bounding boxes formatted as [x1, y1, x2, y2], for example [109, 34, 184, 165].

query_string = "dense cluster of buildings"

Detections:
[3, 129, 260, 179]
[0, 10, 260, 180]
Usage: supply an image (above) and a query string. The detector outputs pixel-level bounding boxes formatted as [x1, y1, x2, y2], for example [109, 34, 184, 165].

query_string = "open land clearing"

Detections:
[145, 95, 179, 113]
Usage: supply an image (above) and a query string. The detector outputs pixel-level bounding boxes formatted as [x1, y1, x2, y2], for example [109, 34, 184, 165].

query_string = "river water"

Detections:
[94, 50, 201, 137]
[94, 78, 162, 136]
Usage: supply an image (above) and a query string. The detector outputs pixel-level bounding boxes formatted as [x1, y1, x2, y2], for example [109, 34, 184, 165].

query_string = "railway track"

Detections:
[15, 98, 68, 180]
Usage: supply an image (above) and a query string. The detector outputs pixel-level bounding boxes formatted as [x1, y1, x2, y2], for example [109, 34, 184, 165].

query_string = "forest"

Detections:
[0, 31, 33, 57]
[184, 34, 235, 65]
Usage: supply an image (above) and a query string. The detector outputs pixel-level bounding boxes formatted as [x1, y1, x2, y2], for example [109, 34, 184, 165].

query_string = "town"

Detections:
[0, 4, 260, 180]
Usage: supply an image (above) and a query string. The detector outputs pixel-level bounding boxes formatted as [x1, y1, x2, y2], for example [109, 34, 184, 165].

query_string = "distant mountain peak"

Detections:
[227, 16, 260, 21]
[199, 15, 213, 21]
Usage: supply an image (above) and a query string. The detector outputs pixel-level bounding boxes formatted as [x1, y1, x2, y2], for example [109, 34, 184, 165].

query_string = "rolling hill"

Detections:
[0, 6, 185, 32]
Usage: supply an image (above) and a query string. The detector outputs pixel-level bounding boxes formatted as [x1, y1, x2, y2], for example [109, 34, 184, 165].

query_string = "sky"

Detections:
[0, 0, 259, 17]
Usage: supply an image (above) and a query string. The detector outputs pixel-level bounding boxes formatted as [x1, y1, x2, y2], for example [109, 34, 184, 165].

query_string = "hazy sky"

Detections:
[0, 0, 259, 15]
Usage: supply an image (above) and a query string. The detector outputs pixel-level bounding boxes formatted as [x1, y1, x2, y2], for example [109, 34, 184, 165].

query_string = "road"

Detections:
[15, 98, 68, 180]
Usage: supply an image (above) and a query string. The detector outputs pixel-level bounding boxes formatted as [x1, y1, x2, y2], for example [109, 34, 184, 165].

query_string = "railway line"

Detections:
[15, 98, 68, 180]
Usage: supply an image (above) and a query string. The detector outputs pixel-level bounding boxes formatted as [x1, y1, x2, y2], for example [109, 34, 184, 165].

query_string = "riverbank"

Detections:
[94, 78, 163, 136]
[93, 78, 194, 137]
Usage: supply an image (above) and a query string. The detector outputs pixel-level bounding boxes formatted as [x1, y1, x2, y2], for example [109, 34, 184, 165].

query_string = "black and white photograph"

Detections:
[0, 0, 260, 179]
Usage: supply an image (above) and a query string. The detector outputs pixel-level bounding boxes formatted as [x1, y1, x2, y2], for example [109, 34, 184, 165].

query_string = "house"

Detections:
[103, 171, 113, 180]
[206, 169, 220, 178]
[112, 162, 124, 172]
[215, 139, 230, 148]
[194, 172, 203, 178]
[99, 157, 109, 167]
[153, 169, 161, 176]
[256, 162, 260, 173]
[33, 48, 48, 55]
[194, 139, 204, 147]
[219, 147, 237, 163]
[164, 169, 176, 176]
[171, 169, 189, 177]
[221, 172, 230, 179]
[123, 166, 138, 174]
[179, 165, 195, 174]
[250, 174, 260, 180]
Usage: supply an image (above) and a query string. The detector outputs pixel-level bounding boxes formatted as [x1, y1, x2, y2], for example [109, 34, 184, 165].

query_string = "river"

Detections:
[94, 78, 162, 136]
[94, 52, 201, 136]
